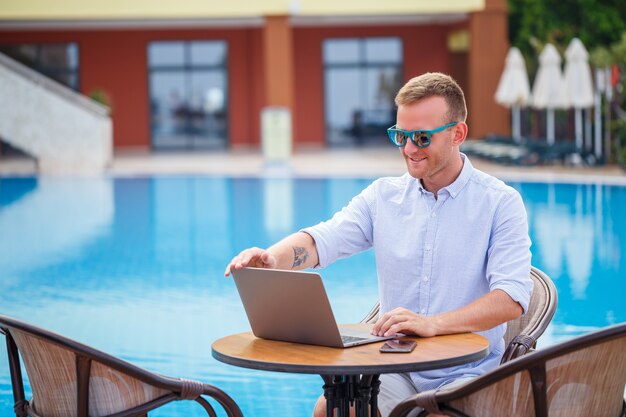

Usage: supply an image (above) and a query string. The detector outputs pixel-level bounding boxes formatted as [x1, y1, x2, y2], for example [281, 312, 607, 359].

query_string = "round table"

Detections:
[212, 324, 489, 417]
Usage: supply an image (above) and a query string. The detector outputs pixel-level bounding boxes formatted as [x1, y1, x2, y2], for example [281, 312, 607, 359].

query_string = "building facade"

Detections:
[0, 0, 510, 151]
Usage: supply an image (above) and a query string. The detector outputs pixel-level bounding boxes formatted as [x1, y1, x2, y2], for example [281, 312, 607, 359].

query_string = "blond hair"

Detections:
[394, 72, 467, 122]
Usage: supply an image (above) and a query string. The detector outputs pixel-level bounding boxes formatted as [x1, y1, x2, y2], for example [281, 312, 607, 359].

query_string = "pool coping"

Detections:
[2, 148, 626, 185]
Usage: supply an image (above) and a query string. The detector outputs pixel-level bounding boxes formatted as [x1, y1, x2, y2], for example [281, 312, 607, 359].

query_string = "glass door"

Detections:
[148, 41, 228, 150]
[323, 37, 402, 147]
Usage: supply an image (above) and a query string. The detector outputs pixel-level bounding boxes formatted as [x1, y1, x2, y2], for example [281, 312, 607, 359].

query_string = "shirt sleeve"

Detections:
[301, 181, 376, 268]
[486, 190, 534, 314]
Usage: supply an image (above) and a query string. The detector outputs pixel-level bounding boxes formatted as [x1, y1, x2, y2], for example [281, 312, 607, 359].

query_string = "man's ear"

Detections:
[452, 122, 468, 146]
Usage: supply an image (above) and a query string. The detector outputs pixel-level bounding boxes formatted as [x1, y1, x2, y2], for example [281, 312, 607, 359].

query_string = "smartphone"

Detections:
[379, 339, 417, 353]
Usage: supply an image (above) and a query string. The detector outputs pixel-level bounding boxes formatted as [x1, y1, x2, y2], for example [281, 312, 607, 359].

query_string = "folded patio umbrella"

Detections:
[495, 47, 531, 143]
[564, 38, 594, 151]
[531, 44, 569, 146]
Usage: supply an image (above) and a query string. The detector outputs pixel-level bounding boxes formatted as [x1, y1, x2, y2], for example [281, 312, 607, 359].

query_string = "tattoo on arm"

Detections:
[292, 246, 309, 268]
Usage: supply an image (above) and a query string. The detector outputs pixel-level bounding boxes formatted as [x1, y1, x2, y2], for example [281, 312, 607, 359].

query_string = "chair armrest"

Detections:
[500, 334, 536, 364]
[390, 389, 470, 417]
[199, 383, 244, 417]
[360, 302, 380, 324]
[174, 378, 243, 417]
[389, 390, 440, 417]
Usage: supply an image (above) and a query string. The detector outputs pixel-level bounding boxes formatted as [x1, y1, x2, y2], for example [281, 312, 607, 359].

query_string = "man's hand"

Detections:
[224, 232, 319, 277]
[372, 307, 439, 338]
[224, 247, 277, 277]
[372, 290, 523, 338]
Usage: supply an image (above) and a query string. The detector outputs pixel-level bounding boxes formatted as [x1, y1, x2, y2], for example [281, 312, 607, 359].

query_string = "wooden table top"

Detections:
[212, 324, 489, 375]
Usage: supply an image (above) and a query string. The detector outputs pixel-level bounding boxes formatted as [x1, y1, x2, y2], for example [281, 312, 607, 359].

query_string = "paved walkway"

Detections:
[2, 148, 626, 184]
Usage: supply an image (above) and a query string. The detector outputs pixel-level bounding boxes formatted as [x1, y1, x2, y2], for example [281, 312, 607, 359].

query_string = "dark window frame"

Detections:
[0, 42, 80, 90]
[147, 40, 229, 151]
[322, 37, 404, 147]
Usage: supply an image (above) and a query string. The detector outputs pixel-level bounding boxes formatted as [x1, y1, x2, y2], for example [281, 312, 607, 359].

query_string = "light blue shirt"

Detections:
[303, 154, 533, 391]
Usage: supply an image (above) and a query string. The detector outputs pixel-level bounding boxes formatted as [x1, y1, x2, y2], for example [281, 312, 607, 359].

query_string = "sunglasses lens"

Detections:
[416, 133, 430, 147]
[390, 131, 406, 146]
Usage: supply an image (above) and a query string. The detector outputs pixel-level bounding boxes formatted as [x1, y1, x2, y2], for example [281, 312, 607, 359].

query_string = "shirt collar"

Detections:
[443, 153, 473, 198]
[413, 153, 474, 197]
[415, 176, 428, 194]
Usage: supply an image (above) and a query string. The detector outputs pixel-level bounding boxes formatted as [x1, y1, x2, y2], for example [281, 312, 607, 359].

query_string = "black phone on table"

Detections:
[379, 339, 417, 353]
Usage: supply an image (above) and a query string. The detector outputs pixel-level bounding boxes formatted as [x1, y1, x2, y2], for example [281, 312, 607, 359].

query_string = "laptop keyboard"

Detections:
[341, 335, 368, 344]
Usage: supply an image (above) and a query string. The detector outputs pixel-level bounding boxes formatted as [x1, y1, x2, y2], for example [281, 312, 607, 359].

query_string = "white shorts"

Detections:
[377, 374, 474, 417]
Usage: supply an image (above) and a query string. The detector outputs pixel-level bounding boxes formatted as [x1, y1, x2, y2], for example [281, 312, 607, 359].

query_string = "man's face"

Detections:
[396, 96, 463, 189]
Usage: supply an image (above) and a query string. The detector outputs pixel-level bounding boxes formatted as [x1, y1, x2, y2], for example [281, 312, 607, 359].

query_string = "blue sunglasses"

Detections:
[387, 122, 458, 148]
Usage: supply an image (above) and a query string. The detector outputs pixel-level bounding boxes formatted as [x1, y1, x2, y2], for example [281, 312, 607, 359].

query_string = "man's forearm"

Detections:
[267, 232, 319, 270]
[430, 289, 522, 335]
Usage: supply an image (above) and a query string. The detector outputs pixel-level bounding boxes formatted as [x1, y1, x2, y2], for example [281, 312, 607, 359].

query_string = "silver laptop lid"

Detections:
[231, 267, 346, 347]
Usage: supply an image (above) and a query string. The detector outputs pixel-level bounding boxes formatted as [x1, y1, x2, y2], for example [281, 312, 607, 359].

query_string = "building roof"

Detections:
[0, 0, 486, 21]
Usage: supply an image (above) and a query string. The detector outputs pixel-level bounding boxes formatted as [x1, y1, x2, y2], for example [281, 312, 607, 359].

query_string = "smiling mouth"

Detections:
[409, 156, 427, 162]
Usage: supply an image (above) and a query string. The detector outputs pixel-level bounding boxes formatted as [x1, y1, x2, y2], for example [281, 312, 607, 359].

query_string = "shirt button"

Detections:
[423, 276, 429, 282]
[420, 309, 426, 314]
[431, 212, 437, 218]
[424, 244, 432, 251]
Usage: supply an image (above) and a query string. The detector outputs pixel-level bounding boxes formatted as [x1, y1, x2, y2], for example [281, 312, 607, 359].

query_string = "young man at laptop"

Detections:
[225, 72, 532, 417]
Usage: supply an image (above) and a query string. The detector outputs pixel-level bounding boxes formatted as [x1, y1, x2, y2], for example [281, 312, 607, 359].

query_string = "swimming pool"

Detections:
[0, 176, 624, 416]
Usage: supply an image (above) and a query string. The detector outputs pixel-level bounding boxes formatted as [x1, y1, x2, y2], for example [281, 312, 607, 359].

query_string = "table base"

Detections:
[322, 374, 380, 417]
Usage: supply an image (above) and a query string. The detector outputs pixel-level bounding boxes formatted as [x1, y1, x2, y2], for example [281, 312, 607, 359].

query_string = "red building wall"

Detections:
[292, 24, 460, 147]
[0, 22, 466, 150]
[0, 27, 265, 149]
[80, 31, 149, 148]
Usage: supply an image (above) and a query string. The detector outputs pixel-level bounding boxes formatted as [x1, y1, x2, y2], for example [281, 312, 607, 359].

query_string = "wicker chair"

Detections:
[360, 266, 557, 364]
[0, 314, 243, 417]
[500, 267, 557, 363]
[388, 322, 626, 417]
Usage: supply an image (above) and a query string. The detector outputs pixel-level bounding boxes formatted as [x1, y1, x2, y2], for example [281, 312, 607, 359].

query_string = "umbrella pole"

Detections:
[584, 108, 592, 152]
[512, 104, 521, 143]
[594, 91, 602, 160]
[575, 108, 583, 150]
[547, 109, 555, 146]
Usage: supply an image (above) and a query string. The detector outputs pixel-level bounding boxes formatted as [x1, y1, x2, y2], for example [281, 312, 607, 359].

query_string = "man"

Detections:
[225, 72, 532, 416]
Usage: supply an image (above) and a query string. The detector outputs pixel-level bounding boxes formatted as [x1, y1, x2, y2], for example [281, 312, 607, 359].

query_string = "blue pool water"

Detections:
[0, 176, 624, 416]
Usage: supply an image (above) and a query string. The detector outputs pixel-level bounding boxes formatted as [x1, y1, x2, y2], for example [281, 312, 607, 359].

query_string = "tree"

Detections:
[508, 0, 626, 165]
[508, 0, 626, 75]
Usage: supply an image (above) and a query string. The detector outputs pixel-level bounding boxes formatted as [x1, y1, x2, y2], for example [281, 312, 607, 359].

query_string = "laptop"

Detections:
[231, 267, 394, 348]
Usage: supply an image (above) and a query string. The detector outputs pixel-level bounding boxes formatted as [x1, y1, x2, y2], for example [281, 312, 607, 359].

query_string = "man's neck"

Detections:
[421, 154, 465, 199]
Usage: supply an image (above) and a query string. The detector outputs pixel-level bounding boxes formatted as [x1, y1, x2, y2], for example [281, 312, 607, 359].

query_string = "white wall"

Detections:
[0, 53, 112, 174]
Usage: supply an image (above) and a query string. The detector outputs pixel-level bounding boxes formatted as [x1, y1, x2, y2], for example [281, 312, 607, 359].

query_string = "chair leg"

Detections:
[529, 365, 548, 417]
[195, 397, 218, 417]
[5, 331, 27, 417]
[201, 386, 244, 417]
[76, 355, 92, 417]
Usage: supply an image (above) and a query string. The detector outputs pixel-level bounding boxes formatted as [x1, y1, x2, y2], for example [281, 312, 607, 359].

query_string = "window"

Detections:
[148, 40, 228, 150]
[323, 37, 402, 146]
[0, 43, 79, 90]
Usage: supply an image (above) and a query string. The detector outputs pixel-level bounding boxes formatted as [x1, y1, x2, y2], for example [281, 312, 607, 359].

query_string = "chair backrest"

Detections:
[389, 323, 626, 417]
[0, 314, 242, 417]
[360, 301, 380, 325]
[360, 266, 558, 363]
[501, 267, 558, 363]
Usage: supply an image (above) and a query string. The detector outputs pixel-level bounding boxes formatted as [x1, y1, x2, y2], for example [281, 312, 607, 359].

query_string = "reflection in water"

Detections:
[565, 185, 593, 298]
[532, 184, 594, 299]
[263, 178, 294, 241]
[0, 178, 113, 284]
[0, 177, 624, 417]
[515, 182, 625, 345]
